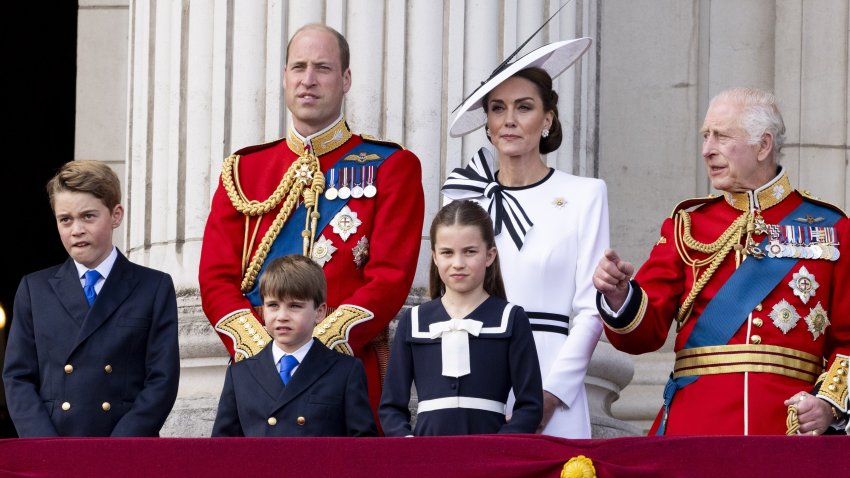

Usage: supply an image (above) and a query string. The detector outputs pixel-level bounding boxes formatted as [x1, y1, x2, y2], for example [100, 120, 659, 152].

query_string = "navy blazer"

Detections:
[2, 253, 180, 437]
[212, 338, 377, 437]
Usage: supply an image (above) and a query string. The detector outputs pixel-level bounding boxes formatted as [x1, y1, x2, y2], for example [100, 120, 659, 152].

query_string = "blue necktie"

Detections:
[83, 270, 102, 306]
[279, 355, 299, 385]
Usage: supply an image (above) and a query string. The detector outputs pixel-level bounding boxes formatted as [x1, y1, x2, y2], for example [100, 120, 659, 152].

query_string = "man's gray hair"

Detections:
[711, 87, 786, 155]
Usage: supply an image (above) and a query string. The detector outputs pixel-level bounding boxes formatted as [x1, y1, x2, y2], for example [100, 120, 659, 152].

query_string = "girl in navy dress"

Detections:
[379, 200, 543, 436]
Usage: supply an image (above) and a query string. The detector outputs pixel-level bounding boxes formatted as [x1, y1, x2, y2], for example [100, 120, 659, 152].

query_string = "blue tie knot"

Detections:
[279, 354, 299, 385]
[83, 270, 102, 306]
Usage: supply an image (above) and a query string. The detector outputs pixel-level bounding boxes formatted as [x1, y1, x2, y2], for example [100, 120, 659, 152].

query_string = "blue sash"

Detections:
[244, 142, 397, 306]
[656, 200, 842, 435]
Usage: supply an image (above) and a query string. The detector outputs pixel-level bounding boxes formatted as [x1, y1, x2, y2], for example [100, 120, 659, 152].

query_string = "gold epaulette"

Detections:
[669, 194, 723, 218]
[816, 354, 849, 413]
[313, 304, 373, 355]
[215, 310, 271, 362]
[799, 190, 849, 218]
[360, 134, 405, 150]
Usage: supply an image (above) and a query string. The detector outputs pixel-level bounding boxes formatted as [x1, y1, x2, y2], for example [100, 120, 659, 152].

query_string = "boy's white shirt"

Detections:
[271, 337, 314, 378]
[73, 246, 118, 294]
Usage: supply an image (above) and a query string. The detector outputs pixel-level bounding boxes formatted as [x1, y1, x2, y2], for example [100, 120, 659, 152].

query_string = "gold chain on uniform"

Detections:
[221, 150, 325, 292]
[672, 209, 760, 330]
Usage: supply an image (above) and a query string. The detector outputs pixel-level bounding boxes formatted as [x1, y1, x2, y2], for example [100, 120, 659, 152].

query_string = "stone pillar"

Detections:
[126, 0, 230, 437]
[776, 1, 850, 207]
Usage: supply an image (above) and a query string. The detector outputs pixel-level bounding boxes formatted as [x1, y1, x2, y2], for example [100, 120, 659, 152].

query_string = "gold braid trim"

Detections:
[816, 354, 849, 413]
[786, 404, 800, 435]
[673, 210, 749, 330]
[313, 305, 374, 356]
[214, 310, 272, 362]
[231, 152, 324, 293]
[222, 154, 292, 216]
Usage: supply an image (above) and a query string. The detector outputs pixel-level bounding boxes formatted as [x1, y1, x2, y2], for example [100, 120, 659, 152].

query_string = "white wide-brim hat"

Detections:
[449, 38, 592, 138]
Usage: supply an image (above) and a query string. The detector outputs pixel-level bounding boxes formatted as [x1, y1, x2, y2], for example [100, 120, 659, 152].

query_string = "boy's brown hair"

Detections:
[46, 160, 122, 210]
[259, 255, 327, 307]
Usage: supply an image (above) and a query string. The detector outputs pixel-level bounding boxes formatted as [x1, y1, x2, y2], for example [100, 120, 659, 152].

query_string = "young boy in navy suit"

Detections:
[2, 160, 180, 437]
[212, 255, 377, 437]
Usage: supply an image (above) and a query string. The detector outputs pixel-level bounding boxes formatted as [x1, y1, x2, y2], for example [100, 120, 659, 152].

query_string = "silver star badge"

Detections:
[769, 299, 801, 335]
[295, 164, 313, 184]
[330, 205, 362, 242]
[352, 236, 369, 268]
[788, 266, 819, 304]
[310, 235, 337, 267]
[804, 302, 830, 340]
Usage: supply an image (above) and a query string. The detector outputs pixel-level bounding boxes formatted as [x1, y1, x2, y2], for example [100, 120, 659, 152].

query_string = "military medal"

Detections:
[295, 162, 313, 185]
[311, 235, 337, 266]
[324, 168, 339, 200]
[330, 205, 361, 241]
[352, 236, 369, 268]
[338, 167, 351, 199]
[769, 299, 801, 334]
[363, 165, 377, 198]
[789, 266, 819, 305]
[351, 166, 364, 198]
[804, 302, 830, 340]
[766, 224, 841, 262]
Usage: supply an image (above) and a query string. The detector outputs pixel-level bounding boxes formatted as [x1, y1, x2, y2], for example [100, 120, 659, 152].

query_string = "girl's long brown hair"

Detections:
[428, 200, 507, 300]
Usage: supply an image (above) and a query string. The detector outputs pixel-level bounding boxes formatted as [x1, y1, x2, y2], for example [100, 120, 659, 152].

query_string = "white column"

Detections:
[406, 0, 445, 287]
[230, 1, 268, 149]
[345, 0, 385, 135]
[456, 0, 501, 167]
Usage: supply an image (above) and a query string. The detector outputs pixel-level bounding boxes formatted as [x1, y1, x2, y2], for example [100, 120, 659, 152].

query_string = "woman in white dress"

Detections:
[442, 39, 610, 438]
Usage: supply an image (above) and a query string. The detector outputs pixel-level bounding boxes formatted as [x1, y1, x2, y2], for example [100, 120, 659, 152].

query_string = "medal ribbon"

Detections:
[366, 165, 374, 186]
[441, 148, 534, 250]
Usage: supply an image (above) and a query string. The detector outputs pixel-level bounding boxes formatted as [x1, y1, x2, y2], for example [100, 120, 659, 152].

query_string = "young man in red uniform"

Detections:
[199, 24, 424, 417]
[594, 87, 848, 435]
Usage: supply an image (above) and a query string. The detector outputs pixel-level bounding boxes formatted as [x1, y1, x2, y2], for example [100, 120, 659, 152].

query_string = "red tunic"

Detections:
[199, 119, 425, 413]
[601, 171, 850, 435]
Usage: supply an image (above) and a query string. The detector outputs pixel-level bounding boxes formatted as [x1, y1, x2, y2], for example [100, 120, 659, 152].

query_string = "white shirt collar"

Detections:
[74, 246, 118, 282]
[288, 113, 345, 143]
[271, 337, 314, 367]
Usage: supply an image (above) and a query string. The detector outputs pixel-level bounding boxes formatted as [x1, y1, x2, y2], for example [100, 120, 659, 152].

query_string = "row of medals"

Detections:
[765, 225, 841, 261]
[325, 165, 376, 201]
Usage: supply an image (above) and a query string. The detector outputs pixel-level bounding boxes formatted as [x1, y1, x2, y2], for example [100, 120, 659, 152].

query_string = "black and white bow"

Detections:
[441, 148, 533, 250]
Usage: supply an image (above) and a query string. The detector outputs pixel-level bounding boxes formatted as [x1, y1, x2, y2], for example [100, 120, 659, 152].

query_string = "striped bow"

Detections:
[441, 148, 533, 250]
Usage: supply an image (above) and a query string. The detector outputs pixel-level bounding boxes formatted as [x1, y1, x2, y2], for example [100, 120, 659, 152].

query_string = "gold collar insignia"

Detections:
[724, 168, 793, 212]
[287, 117, 353, 157]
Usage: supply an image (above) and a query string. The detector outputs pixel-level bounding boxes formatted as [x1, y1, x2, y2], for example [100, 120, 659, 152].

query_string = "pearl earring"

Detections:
[542, 128, 550, 138]
[486, 128, 491, 137]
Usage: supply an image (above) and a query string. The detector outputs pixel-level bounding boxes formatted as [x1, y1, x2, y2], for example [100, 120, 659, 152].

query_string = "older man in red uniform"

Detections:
[594, 87, 848, 435]
[199, 24, 424, 414]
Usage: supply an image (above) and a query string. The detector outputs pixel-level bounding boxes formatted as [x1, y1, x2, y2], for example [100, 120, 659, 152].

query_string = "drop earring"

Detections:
[542, 128, 550, 138]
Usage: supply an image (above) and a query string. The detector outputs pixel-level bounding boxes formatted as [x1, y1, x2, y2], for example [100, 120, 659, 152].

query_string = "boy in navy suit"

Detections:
[2, 160, 180, 437]
[212, 255, 377, 437]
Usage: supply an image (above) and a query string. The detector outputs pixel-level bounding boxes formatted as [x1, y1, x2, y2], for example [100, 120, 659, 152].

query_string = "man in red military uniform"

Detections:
[594, 87, 849, 435]
[199, 23, 425, 415]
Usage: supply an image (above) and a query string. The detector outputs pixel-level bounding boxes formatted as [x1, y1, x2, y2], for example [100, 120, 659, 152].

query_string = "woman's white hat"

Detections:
[449, 38, 592, 138]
